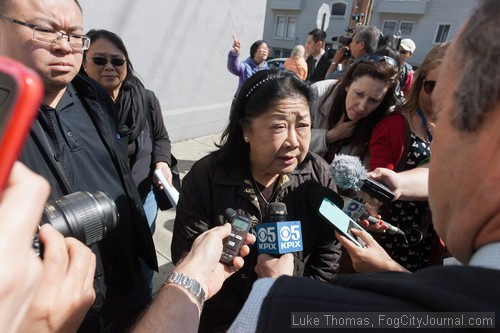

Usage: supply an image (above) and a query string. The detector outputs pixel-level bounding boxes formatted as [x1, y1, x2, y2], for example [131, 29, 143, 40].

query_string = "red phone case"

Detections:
[0, 57, 44, 191]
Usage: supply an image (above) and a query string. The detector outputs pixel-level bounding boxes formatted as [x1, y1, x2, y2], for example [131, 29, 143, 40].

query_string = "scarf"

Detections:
[114, 79, 148, 142]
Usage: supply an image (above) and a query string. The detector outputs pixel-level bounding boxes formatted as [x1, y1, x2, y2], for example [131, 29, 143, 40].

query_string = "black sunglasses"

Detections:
[399, 49, 409, 55]
[423, 79, 436, 95]
[91, 56, 126, 67]
[361, 54, 399, 68]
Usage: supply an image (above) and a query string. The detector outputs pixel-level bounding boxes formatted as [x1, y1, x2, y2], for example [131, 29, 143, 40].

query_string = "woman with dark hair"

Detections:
[309, 55, 400, 166]
[81, 29, 174, 294]
[227, 35, 269, 96]
[172, 69, 341, 332]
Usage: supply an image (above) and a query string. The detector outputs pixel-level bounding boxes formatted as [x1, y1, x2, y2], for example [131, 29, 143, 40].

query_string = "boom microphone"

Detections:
[330, 154, 395, 204]
[256, 202, 303, 255]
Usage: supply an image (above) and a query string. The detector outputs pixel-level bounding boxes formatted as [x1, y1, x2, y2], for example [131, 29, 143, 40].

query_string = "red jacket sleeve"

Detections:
[369, 113, 407, 171]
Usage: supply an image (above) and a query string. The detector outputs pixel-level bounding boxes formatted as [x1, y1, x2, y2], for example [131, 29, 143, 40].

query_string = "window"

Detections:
[398, 21, 414, 37]
[382, 20, 398, 36]
[274, 15, 297, 39]
[331, 1, 347, 16]
[434, 24, 451, 43]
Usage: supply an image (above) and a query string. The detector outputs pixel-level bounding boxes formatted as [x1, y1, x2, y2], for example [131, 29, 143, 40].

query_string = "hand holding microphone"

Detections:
[330, 154, 395, 204]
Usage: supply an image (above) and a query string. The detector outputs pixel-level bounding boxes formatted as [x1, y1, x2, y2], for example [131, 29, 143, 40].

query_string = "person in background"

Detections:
[305, 28, 330, 83]
[283, 44, 308, 80]
[369, 43, 449, 272]
[325, 25, 380, 80]
[171, 69, 341, 332]
[227, 35, 269, 97]
[0, 0, 158, 331]
[81, 29, 173, 297]
[309, 54, 399, 166]
[399, 38, 416, 96]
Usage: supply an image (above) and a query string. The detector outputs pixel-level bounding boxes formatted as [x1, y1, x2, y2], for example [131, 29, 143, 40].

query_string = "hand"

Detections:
[336, 229, 408, 273]
[333, 46, 348, 63]
[174, 224, 256, 300]
[367, 168, 403, 201]
[17, 225, 96, 333]
[255, 253, 294, 278]
[0, 162, 49, 333]
[232, 34, 241, 54]
[326, 116, 356, 144]
[153, 161, 173, 188]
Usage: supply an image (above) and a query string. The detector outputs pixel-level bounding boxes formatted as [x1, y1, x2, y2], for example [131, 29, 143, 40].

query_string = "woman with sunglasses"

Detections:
[368, 43, 450, 272]
[310, 54, 400, 166]
[81, 29, 174, 295]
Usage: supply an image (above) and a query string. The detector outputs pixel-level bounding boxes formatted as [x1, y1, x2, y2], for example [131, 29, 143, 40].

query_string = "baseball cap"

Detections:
[400, 39, 416, 53]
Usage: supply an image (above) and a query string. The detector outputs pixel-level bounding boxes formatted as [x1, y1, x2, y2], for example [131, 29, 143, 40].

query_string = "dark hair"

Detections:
[217, 69, 314, 167]
[324, 59, 398, 147]
[374, 46, 401, 66]
[308, 28, 327, 44]
[453, 0, 500, 131]
[250, 40, 266, 59]
[81, 29, 141, 90]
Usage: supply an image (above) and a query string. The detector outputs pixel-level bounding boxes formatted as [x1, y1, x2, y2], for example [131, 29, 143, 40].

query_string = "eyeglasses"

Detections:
[423, 79, 436, 95]
[91, 56, 126, 67]
[399, 49, 409, 55]
[0, 14, 90, 50]
[361, 54, 399, 69]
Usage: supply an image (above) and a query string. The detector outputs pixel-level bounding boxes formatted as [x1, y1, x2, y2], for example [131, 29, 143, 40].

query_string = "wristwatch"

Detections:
[165, 272, 205, 308]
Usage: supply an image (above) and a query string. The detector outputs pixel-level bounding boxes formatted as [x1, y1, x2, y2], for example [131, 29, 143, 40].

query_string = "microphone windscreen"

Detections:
[264, 202, 288, 223]
[330, 154, 367, 190]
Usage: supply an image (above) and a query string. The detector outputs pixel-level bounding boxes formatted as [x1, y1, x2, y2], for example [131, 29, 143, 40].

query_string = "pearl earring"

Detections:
[244, 136, 249, 142]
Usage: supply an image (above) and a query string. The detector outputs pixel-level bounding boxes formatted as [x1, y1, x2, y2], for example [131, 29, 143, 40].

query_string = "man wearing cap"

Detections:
[399, 38, 416, 95]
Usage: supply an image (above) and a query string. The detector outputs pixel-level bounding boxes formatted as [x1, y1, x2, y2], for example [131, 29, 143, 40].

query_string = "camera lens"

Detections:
[41, 191, 119, 246]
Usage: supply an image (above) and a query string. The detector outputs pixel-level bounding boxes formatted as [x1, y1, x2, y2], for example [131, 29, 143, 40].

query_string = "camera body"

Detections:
[33, 191, 119, 255]
[331, 35, 352, 59]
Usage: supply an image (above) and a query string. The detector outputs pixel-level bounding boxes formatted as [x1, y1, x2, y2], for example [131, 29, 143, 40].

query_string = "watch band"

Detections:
[164, 272, 205, 308]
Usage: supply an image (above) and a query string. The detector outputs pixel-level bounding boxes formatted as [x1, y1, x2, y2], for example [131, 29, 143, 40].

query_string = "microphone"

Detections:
[316, 187, 407, 241]
[330, 154, 395, 204]
[256, 202, 303, 255]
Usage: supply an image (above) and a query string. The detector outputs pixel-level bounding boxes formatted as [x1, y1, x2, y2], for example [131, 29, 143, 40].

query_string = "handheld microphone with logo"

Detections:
[340, 195, 407, 241]
[256, 202, 303, 255]
[330, 154, 395, 204]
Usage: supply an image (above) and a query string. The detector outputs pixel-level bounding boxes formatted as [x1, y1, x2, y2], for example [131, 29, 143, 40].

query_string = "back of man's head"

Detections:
[453, 0, 500, 132]
[354, 25, 380, 54]
[308, 28, 326, 45]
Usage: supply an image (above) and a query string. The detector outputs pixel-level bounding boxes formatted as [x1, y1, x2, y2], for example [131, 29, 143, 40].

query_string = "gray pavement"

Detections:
[151, 133, 222, 294]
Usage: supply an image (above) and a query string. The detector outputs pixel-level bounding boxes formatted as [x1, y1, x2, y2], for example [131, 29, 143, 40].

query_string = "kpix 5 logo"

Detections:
[256, 221, 303, 254]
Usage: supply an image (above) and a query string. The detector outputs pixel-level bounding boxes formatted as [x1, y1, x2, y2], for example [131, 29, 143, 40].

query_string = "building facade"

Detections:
[263, 0, 475, 66]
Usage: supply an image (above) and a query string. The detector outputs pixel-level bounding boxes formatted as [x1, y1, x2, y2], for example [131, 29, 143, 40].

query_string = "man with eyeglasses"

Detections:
[0, 0, 157, 332]
[399, 38, 416, 96]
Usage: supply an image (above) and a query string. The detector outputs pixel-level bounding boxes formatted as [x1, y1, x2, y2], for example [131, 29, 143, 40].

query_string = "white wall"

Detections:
[81, 0, 267, 142]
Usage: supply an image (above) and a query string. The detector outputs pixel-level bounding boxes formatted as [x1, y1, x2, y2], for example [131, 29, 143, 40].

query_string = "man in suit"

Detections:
[226, 0, 500, 331]
[305, 28, 331, 83]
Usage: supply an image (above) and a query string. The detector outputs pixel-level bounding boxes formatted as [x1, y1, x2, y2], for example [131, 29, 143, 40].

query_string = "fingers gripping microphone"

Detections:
[341, 195, 407, 240]
[256, 202, 303, 255]
[330, 154, 395, 204]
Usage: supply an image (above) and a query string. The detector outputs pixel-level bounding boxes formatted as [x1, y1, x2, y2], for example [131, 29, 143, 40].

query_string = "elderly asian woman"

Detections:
[171, 69, 341, 332]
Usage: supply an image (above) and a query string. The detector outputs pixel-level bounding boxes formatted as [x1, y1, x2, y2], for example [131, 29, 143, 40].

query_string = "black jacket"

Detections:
[172, 151, 341, 332]
[20, 74, 158, 289]
[307, 52, 331, 83]
[257, 266, 500, 332]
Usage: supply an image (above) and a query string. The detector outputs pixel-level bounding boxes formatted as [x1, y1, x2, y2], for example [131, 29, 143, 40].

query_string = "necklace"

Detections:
[250, 174, 281, 210]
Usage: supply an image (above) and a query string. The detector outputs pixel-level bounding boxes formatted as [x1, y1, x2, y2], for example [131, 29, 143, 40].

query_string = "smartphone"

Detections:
[220, 208, 251, 265]
[317, 196, 365, 248]
[0, 57, 44, 191]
